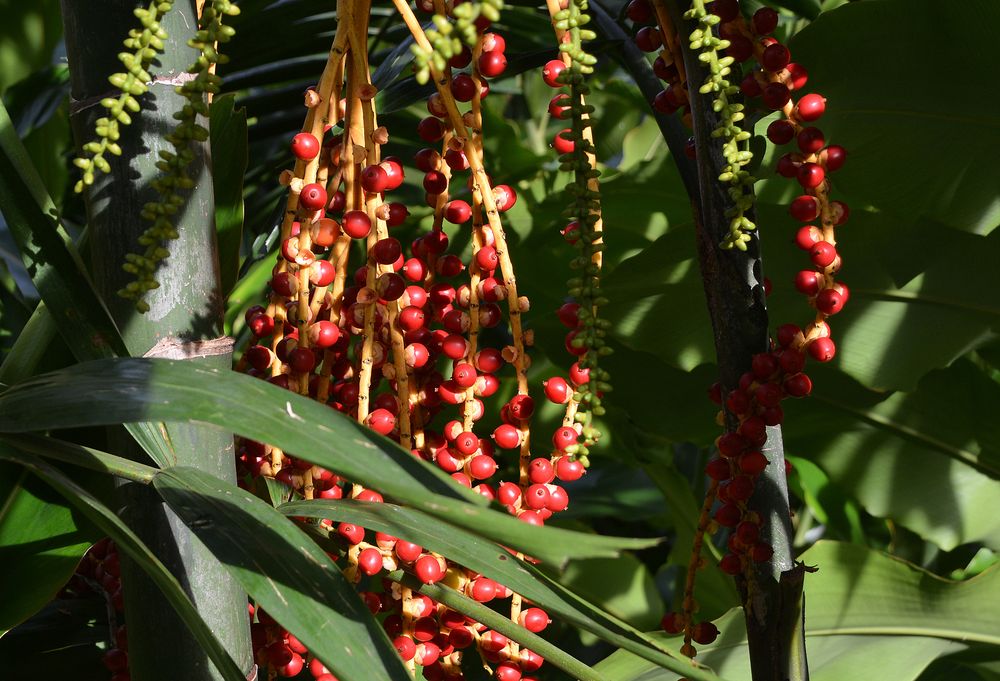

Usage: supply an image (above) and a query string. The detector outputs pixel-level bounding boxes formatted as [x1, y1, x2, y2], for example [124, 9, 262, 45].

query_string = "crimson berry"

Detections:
[552, 426, 578, 450]
[635, 26, 662, 52]
[518, 510, 545, 526]
[797, 126, 825, 154]
[761, 43, 790, 72]
[337, 522, 365, 544]
[343, 210, 372, 239]
[706, 457, 732, 481]
[451, 74, 476, 102]
[796, 93, 826, 122]
[395, 540, 422, 562]
[786, 62, 809, 90]
[291, 132, 320, 160]
[478, 50, 507, 78]
[468, 577, 497, 603]
[497, 481, 521, 506]
[288, 347, 316, 373]
[762, 82, 791, 110]
[542, 59, 566, 88]
[797, 162, 825, 189]
[552, 129, 574, 154]
[423, 170, 448, 195]
[476, 245, 499, 271]
[823, 144, 847, 171]
[556, 456, 584, 481]
[715, 502, 741, 527]
[816, 288, 846, 315]
[795, 225, 822, 251]
[767, 119, 795, 145]
[367, 409, 395, 435]
[795, 269, 822, 295]
[752, 542, 774, 562]
[358, 547, 383, 576]
[524, 484, 550, 510]
[308, 321, 341, 348]
[450, 45, 472, 69]
[548, 94, 571, 119]
[495, 662, 522, 681]
[653, 89, 679, 114]
[784, 372, 813, 397]
[727, 35, 754, 62]
[441, 334, 468, 360]
[277, 652, 304, 678]
[416, 642, 440, 666]
[752, 6, 779, 34]
[361, 164, 389, 193]
[298, 183, 327, 211]
[493, 184, 517, 212]
[790, 195, 820, 222]
[808, 337, 837, 362]
[776, 153, 800, 178]
[626, 0, 652, 23]
[414, 147, 440, 172]
[508, 394, 535, 420]
[394, 635, 416, 661]
[543, 377, 571, 404]
[569, 361, 590, 386]
[417, 117, 446, 142]
[740, 71, 762, 97]
[493, 424, 521, 449]
[718, 432, 748, 458]
[712, 0, 739, 21]
[469, 455, 497, 480]
[372, 238, 401, 266]
[810, 241, 837, 268]
[739, 450, 769, 475]
[719, 552, 743, 575]
[415, 555, 444, 584]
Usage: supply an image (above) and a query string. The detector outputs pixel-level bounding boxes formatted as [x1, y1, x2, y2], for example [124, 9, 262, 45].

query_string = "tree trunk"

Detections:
[61, 1, 254, 679]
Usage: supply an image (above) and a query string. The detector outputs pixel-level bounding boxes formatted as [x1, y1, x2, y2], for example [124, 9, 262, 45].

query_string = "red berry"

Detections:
[423, 170, 448, 195]
[343, 210, 372, 239]
[556, 456, 585, 481]
[451, 73, 476, 102]
[719, 552, 743, 575]
[476, 245, 499, 271]
[705, 457, 732, 481]
[762, 82, 791, 110]
[786, 62, 809, 90]
[552, 129, 574, 154]
[299, 183, 327, 211]
[784, 372, 813, 397]
[692, 622, 720, 645]
[626, 0, 652, 23]
[726, 35, 754, 62]
[789, 195, 820, 222]
[361, 165, 389, 193]
[634, 26, 662, 52]
[767, 119, 795, 145]
[752, 7, 779, 34]
[810, 241, 837, 268]
[739, 450, 769, 475]
[367, 409, 396, 435]
[712, 0, 739, 21]
[776, 153, 800, 178]
[543, 377, 571, 404]
[761, 43, 790, 72]
[548, 94, 571, 119]
[831, 200, 850, 225]
[797, 162, 825, 189]
[715, 502, 741, 527]
[823, 145, 847, 171]
[796, 93, 826, 122]
[417, 117, 446, 142]
[414, 555, 445, 584]
[794, 269, 822, 295]
[493, 424, 521, 449]
[816, 288, 846, 315]
[449, 46, 472, 69]
[358, 547, 383, 576]
[288, 347, 315, 373]
[478, 50, 507, 78]
[291, 132, 320, 161]
[542, 59, 566, 88]
[552, 426, 578, 450]
[439, 200, 469, 226]
[797, 126, 825, 154]
[493, 184, 517, 212]
[808, 337, 836, 362]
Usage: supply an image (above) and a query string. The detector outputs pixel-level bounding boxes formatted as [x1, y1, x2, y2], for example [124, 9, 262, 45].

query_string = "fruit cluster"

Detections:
[232, 2, 604, 678]
[627, 0, 848, 658]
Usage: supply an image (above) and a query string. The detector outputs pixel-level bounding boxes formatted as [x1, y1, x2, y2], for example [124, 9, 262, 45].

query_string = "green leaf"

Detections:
[597, 541, 1000, 680]
[210, 94, 247, 296]
[558, 553, 665, 636]
[0, 447, 245, 681]
[152, 467, 410, 681]
[0, 358, 659, 566]
[783, 362, 1000, 550]
[788, 0, 1000, 234]
[0, 461, 97, 635]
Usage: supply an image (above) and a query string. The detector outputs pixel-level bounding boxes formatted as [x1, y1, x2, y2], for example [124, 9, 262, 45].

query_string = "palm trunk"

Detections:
[61, 1, 254, 679]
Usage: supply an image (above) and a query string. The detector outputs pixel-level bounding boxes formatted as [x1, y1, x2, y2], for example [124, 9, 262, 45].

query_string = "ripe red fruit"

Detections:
[823, 144, 847, 171]
[552, 426, 578, 450]
[784, 372, 813, 397]
[543, 377, 571, 404]
[415, 555, 445, 584]
[552, 129, 574, 154]
[358, 547, 383, 576]
[542, 59, 566, 87]
[291, 132, 320, 160]
[478, 50, 507, 78]
[719, 552, 743, 575]
[288, 347, 315, 373]
[810, 241, 837, 268]
[762, 82, 791, 110]
[794, 269, 822, 296]
[705, 457, 732, 481]
[626, 0, 652, 23]
[796, 93, 826, 122]
[635, 26, 662, 52]
[337, 522, 364, 544]
[451, 73, 477, 102]
[298, 183, 327, 211]
[423, 170, 448, 195]
[692, 622, 720, 645]
[449, 45, 472, 69]
[493, 424, 521, 449]
[367, 409, 396, 435]
[789, 195, 820, 222]
[548, 93, 571, 119]
[808, 337, 837, 362]
[766, 119, 795, 145]
[797, 162, 825, 189]
[739, 450, 769, 475]
[493, 184, 517, 212]
[519, 607, 549, 633]
[786, 62, 809, 90]
[361, 164, 389, 193]
[343, 210, 372, 239]
[476, 245, 499, 271]
[797, 126, 826, 154]
[752, 6, 779, 34]
[528, 458, 555, 484]
[816, 288, 846, 315]
[309, 321, 340, 348]
[712, 0, 739, 21]
[417, 117, 446, 142]
[714, 502, 741, 527]
[556, 456, 585, 481]
[761, 43, 790, 72]
[569, 361, 590, 386]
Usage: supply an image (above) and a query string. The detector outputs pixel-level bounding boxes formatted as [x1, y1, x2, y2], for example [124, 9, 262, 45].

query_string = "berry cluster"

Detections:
[233, 2, 600, 677]
[629, 0, 848, 659]
[63, 539, 130, 681]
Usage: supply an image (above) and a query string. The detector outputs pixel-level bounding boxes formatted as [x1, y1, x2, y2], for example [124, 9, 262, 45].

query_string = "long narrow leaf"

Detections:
[152, 466, 411, 681]
[0, 447, 245, 681]
[0, 358, 659, 566]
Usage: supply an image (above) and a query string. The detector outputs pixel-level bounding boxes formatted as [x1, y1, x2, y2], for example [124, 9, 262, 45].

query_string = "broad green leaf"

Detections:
[153, 467, 410, 681]
[783, 362, 1000, 550]
[558, 553, 665, 637]
[788, 0, 1000, 234]
[596, 540, 1000, 680]
[0, 358, 659, 566]
[0, 448, 246, 681]
[210, 94, 248, 296]
[278, 499, 724, 681]
[784, 455, 864, 544]
[0, 461, 97, 635]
